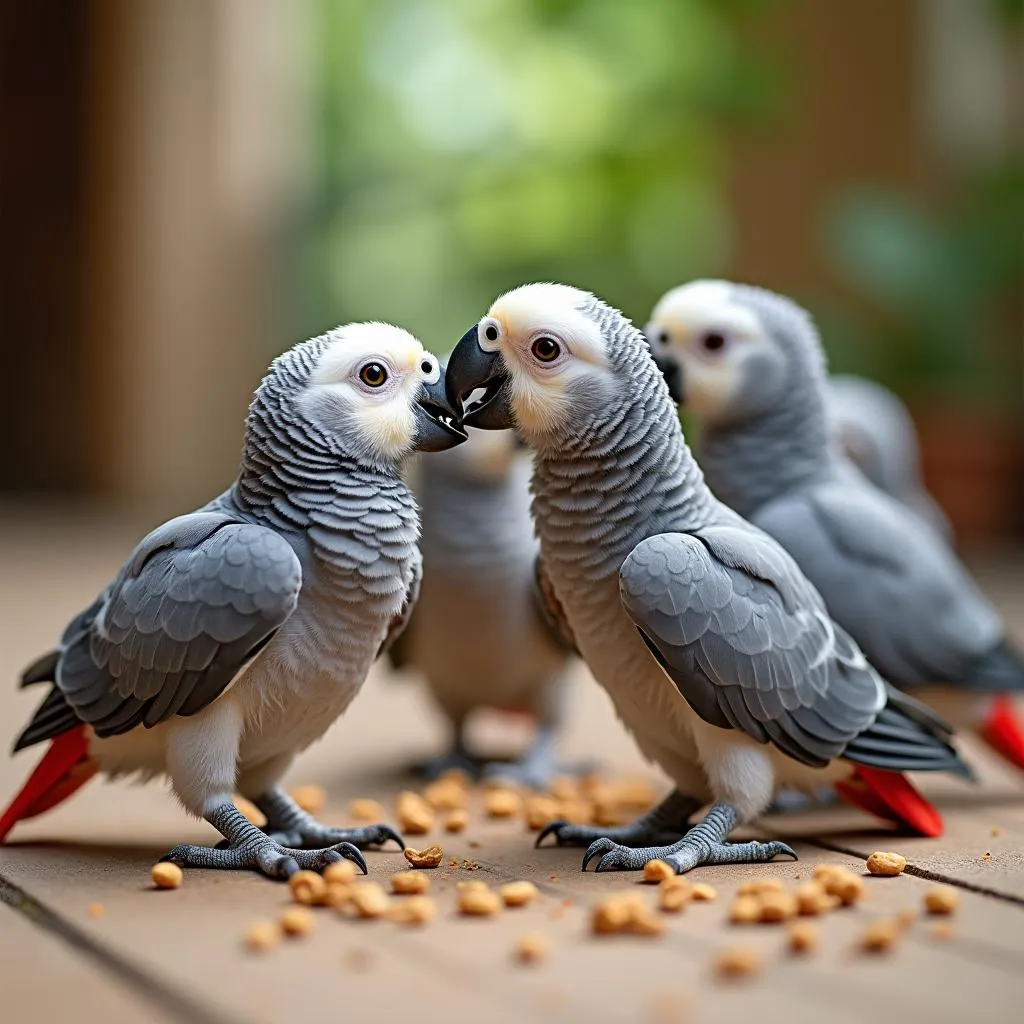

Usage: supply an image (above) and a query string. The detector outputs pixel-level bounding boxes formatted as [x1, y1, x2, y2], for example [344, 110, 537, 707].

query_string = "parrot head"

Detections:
[444, 282, 641, 446]
[643, 280, 824, 428]
[277, 322, 466, 466]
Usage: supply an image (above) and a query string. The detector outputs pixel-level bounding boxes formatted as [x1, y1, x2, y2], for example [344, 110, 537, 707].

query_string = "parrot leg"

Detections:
[581, 802, 797, 873]
[481, 723, 558, 789]
[162, 803, 367, 880]
[767, 786, 839, 814]
[535, 790, 703, 849]
[415, 725, 483, 780]
[254, 788, 404, 850]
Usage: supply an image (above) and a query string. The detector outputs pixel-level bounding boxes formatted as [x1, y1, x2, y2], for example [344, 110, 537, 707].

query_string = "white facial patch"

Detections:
[485, 282, 612, 436]
[649, 280, 766, 419]
[302, 322, 431, 462]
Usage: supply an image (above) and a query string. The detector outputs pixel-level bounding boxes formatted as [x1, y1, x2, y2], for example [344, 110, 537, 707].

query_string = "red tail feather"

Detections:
[835, 766, 944, 838]
[0, 727, 96, 842]
[979, 695, 1024, 773]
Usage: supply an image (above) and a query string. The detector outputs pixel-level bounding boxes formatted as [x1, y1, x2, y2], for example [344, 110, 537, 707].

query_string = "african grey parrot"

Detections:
[443, 282, 969, 874]
[388, 428, 576, 786]
[644, 280, 1024, 775]
[1, 323, 466, 878]
[827, 374, 952, 542]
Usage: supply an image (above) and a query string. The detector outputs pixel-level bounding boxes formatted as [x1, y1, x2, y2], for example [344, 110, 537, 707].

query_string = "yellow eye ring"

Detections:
[531, 336, 561, 363]
[359, 362, 389, 388]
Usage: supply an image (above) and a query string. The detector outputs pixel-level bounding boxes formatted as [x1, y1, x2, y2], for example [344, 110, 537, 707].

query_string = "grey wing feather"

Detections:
[619, 525, 887, 768]
[378, 553, 421, 665]
[752, 478, 1004, 686]
[15, 511, 301, 750]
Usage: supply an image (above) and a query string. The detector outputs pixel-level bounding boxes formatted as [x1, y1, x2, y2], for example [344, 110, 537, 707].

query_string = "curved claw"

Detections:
[338, 842, 368, 875]
[535, 819, 571, 848]
[581, 837, 616, 871]
[371, 825, 405, 851]
[768, 840, 798, 861]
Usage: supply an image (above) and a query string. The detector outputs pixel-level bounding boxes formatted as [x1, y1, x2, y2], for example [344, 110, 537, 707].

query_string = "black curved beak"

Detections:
[413, 371, 468, 452]
[444, 325, 515, 430]
[642, 333, 685, 405]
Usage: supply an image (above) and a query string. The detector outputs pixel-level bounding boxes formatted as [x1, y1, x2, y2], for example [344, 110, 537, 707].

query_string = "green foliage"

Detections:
[295, 0, 777, 352]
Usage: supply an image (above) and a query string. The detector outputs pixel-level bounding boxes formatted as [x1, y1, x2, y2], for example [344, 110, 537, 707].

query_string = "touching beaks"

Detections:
[444, 325, 515, 431]
[412, 372, 467, 452]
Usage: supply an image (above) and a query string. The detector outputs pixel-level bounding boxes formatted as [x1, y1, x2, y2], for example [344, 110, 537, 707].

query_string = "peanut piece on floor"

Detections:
[444, 808, 469, 833]
[822, 869, 863, 905]
[243, 920, 279, 952]
[524, 795, 561, 830]
[391, 871, 430, 895]
[348, 798, 385, 822]
[423, 778, 467, 811]
[659, 879, 691, 913]
[690, 883, 717, 902]
[500, 881, 539, 907]
[324, 884, 353, 911]
[923, 885, 958, 915]
[485, 788, 523, 818]
[787, 921, 818, 954]
[323, 860, 358, 885]
[88, 903, 105, 919]
[289, 870, 328, 906]
[404, 844, 444, 869]
[350, 882, 390, 919]
[728, 896, 761, 925]
[737, 878, 784, 896]
[396, 791, 434, 835]
[280, 906, 315, 937]
[515, 933, 550, 964]
[866, 851, 907, 876]
[288, 784, 325, 814]
[150, 862, 183, 890]
[758, 891, 797, 923]
[795, 883, 832, 916]
[458, 886, 502, 917]
[390, 895, 436, 926]
[234, 797, 265, 826]
[714, 947, 761, 979]
[643, 860, 676, 884]
[861, 918, 900, 953]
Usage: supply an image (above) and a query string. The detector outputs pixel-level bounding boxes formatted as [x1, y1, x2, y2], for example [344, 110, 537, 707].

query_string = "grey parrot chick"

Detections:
[390, 428, 576, 786]
[827, 374, 952, 541]
[645, 280, 1024, 775]
[1, 324, 467, 877]
[444, 282, 969, 875]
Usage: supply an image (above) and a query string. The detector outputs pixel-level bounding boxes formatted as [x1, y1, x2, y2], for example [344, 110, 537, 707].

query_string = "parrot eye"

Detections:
[420, 359, 433, 374]
[484, 324, 499, 342]
[657, 330, 670, 345]
[359, 362, 389, 388]
[531, 336, 561, 363]
[700, 332, 727, 353]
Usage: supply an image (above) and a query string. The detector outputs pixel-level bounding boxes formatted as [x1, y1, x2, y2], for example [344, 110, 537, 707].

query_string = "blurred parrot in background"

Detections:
[645, 281, 1024, 780]
[388, 427, 578, 787]
[443, 282, 970, 875]
[1, 323, 467, 878]
[827, 373, 952, 542]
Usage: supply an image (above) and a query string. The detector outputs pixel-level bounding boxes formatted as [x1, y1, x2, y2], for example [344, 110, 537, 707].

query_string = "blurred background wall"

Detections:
[2, 0, 1020, 542]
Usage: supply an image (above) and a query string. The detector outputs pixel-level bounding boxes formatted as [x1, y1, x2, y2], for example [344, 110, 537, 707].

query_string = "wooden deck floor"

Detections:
[2, 513, 1022, 1024]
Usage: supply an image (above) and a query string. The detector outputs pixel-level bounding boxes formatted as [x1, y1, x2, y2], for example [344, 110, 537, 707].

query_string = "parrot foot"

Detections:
[163, 803, 367, 880]
[581, 802, 797, 873]
[254, 787, 403, 850]
[536, 790, 702, 848]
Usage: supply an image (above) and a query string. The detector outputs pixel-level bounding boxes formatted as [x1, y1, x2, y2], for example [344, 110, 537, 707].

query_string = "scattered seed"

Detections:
[714, 947, 761, 979]
[243, 920, 279, 952]
[555, 798, 593, 824]
[795, 883, 835, 916]
[923, 885, 958, 915]
[643, 860, 676, 884]
[349, 798, 385, 822]
[515, 932, 550, 964]
[289, 785, 326, 814]
[324, 884, 353, 911]
[458, 886, 502, 917]
[990, 825, 1002, 837]
[323, 860, 358, 885]
[861, 918, 899, 953]
[758, 891, 797, 923]
[737, 878, 784, 896]
[485, 788, 523, 818]
[423, 779, 467, 811]
[691, 883, 717, 902]
[396, 791, 434, 835]
[524, 795, 561, 830]
[659, 878, 691, 913]
[501, 881, 539, 907]
[404, 844, 444, 869]
[391, 871, 430, 895]
[390, 895, 436, 926]
[822, 869, 863, 905]
[150, 862, 183, 890]
[592, 893, 664, 936]
[289, 870, 328, 906]
[866, 851, 907, 877]
[234, 797, 266, 826]
[787, 921, 818, 954]
[87, 902, 105, 919]
[350, 882, 391, 919]
[728, 896, 761, 925]
[444, 808, 469, 833]
[280, 906, 315, 937]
